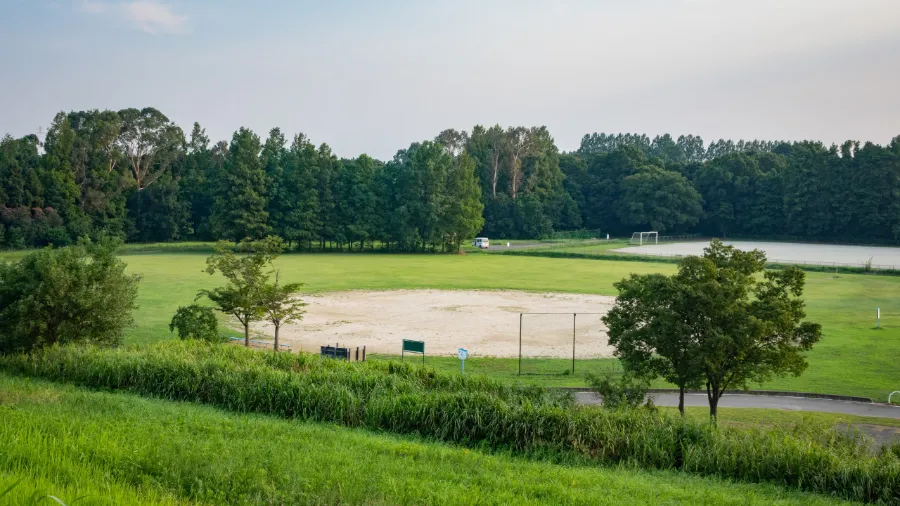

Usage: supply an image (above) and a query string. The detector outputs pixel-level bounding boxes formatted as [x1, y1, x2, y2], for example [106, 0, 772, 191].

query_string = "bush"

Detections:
[585, 369, 652, 409]
[169, 305, 220, 342]
[1, 341, 898, 504]
[0, 238, 140, 354]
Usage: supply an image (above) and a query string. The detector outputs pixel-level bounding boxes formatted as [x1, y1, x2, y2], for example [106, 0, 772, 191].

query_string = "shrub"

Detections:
[169, 305, 220, 342]
[0, 238, 140, 354]
[585, 369, 651, 409]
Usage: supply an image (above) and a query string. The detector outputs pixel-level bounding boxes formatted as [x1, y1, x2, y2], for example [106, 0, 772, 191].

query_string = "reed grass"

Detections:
[2, 342, 898, 503]
[0, 374, 852, 506]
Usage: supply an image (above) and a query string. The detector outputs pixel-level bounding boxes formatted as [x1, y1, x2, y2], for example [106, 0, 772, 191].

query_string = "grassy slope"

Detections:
[0, 374, 853, 506]
[2, 248, 897, 400]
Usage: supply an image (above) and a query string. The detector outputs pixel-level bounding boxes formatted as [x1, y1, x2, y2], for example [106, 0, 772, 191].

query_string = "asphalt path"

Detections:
[484, 242, 546, 251]
[574, 392, 900, 419]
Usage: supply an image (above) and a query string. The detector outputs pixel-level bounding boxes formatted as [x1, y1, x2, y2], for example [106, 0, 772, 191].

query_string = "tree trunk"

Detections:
[678, 385, 685, 416]
[273, 324, 279, 351]
[491, 153, 499, 197]
[706, 381, 720, 420]
[511, 156, 519, 199]
[244, 322, 250, 347]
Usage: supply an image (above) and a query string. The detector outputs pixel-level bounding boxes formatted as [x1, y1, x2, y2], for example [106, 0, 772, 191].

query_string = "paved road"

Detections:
[484, 242, 546, 251]
[575, 392, 900, 419]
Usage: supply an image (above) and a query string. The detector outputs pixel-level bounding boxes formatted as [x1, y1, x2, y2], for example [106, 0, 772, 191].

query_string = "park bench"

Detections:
[228, 336, 291, 351]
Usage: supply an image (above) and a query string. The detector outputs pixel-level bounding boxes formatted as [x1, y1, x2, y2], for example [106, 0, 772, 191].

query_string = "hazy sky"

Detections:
[2, 0, 899, 159]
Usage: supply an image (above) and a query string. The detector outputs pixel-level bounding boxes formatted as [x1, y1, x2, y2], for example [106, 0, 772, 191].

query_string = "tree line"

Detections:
[2, 107, 899, 248]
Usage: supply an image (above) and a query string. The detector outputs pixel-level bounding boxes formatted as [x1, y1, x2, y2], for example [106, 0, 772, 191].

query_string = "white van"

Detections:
[472, 237, 490, 249]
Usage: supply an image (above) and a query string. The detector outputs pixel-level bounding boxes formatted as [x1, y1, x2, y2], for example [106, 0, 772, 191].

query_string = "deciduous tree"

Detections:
[198, 237, 283, 346]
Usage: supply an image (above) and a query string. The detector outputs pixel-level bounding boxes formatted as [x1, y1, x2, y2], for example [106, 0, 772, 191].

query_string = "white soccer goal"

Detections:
[629, 231, 658, 246]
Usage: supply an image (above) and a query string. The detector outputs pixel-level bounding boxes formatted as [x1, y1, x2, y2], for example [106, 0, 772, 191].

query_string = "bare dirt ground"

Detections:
[252, 290, 616, 358]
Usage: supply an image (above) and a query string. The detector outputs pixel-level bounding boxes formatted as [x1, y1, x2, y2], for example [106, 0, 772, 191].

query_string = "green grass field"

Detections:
[0, 374, 856, 505]
[3, 247, 898, 400]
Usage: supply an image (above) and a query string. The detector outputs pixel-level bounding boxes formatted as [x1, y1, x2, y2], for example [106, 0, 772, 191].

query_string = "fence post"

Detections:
[518, 313, 523, 376]
[572, 313, 576, 375]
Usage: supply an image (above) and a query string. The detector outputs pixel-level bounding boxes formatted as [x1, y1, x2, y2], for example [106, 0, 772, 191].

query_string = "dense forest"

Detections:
[2, 107, 899, 250]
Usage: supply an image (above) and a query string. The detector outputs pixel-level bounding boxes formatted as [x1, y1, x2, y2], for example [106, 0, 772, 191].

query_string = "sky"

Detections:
[1, 0, 899, 160]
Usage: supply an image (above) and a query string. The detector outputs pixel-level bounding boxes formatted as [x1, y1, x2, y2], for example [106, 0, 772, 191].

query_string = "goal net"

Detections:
[629, 231, 658, 246]
[518, 312, 607, 376]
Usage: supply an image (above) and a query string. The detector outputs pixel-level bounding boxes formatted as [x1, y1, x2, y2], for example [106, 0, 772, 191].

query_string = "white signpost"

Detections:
[458, 348, 468, 374]
[877, 307, 881, 329]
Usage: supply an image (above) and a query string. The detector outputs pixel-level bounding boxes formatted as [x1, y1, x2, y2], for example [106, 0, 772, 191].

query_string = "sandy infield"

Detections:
[252, 290, 616, 358]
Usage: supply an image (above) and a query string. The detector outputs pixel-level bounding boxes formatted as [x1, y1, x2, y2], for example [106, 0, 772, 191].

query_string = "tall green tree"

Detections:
[43, 112, 89, 238]
[679, 241, 821, 418]
[181, 122, 216, 239]
[604, 273, 705, 415]
[210, 128, 271, 241]
[336, 154, 378, 250]
[617, 166, 703, 233]
[274, 134, 320, 249]
[441, 152, 484, 251]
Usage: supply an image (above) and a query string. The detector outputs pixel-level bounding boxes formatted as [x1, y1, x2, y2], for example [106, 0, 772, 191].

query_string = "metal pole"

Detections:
[518, 313, 523, 376]
[572, 313, 576, 375]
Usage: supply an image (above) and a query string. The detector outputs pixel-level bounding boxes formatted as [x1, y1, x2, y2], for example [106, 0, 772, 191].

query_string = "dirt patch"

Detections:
[252, 289, 616, 358]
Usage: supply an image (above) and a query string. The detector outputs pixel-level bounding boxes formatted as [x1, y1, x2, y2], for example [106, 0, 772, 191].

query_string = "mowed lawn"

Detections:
[0, 374, 855, 506]
[4, 249, 899, 401]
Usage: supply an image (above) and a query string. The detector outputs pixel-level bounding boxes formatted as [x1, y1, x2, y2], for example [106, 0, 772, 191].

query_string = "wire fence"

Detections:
[633, 251, 900, 271]
[657, 234, 702, 243]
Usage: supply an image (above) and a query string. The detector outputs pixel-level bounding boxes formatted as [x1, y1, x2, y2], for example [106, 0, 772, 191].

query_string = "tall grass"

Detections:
[0, 375, 851, 506]
[2, 342, 898, 503]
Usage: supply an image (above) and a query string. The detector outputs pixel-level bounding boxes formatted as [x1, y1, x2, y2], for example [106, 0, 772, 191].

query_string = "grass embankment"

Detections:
[2, 247, 897, 400]
[0, 374, 853, 506]
[2, 342, 898, 503]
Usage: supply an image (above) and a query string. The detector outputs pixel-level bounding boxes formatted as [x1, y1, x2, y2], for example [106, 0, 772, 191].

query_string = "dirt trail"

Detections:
[252, 289, 615, 358]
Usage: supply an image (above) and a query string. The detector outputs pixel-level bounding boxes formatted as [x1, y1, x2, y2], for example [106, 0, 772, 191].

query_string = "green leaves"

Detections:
[0, 238, 140, 354]
[618, 166, 704, 233]
[606, 239, 823, 418]
[169, 304, 219, 342]
[210, 128, 271, 242]
[198, 236, 302, 347]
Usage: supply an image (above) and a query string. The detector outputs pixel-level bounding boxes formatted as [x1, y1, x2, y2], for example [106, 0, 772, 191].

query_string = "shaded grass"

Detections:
[0, 374, 853, 506]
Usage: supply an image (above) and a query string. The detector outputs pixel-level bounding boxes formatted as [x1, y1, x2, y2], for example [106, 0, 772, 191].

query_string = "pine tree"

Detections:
[210, 128, 271, 241]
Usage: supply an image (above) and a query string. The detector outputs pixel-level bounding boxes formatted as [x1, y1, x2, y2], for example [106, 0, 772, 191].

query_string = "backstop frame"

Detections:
[517, 312, 606, 376]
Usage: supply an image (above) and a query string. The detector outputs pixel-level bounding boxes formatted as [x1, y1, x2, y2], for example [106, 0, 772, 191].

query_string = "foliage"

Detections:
[4, 106, 900, 245]
[617, 166, 704, 233]
[255, 272, 306, 351]
[585, 369, 652, 409]
[168, 304, 219, 342]
[682, 241, 822, 418]
[2, 341, 898, 503]
[209, 128, 271, 241]
[197, 237, 284, 346]
[604, 272, 704, 414]
[0, 238, 140, 354]
[605, 239, 822, 418]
